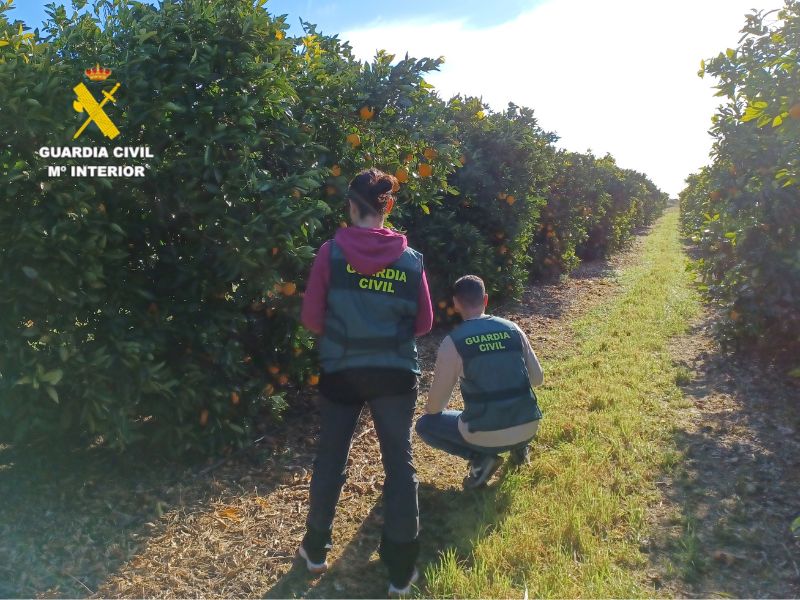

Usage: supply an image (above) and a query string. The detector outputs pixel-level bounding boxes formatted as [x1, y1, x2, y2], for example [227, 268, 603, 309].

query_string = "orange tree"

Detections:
[0, 0, 327, 454]
[682, 1, 800, 359]
[421, 97, 555, 318]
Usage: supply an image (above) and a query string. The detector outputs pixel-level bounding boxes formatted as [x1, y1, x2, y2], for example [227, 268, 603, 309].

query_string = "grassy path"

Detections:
[423, 208, 699, 597]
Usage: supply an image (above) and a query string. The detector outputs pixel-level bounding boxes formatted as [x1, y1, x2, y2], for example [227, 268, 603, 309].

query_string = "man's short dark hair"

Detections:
[453, 275, 486, 307]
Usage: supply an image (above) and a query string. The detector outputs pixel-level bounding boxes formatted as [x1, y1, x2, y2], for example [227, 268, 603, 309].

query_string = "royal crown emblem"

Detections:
[85, 63, 112, 81]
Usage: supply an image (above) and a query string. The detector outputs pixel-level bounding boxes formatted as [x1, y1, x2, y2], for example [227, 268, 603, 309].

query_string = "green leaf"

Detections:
[22, 266, 38, 279]
[46, 386, 59, 404]
[791, 515, 800, 535]
[772, 114, 783, 127]
[421, 204, 430, 215]
[41, 369, 63, 385]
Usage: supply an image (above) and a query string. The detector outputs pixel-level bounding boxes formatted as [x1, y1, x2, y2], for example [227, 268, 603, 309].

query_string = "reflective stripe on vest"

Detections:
[451, 315, 542, 432]
[318, 240, 423, 374]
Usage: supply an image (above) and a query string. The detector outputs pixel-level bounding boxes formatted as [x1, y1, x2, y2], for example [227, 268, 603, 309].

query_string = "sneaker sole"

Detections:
[388, 567, 419, 597]
[297, 546, 328, 575]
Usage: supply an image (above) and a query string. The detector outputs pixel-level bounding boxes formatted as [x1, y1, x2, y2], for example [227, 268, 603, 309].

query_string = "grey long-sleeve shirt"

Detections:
[425, 315, 544, 447]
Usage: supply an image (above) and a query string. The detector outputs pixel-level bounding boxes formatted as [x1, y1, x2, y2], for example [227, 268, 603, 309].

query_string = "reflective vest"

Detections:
[318, 241, 423, 374]
[451, 315, 542, 432]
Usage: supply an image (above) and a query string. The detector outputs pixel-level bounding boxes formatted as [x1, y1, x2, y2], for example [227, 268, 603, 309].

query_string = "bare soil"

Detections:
[648, 310, 800, 597]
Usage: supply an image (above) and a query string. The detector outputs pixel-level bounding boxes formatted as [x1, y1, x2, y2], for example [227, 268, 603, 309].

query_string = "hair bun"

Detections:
[372, 177, 394, 196]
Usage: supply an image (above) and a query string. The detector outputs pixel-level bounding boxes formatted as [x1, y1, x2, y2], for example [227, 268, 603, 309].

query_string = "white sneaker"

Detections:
[297, 544, 328, 574]
[388, 567, 419, 597]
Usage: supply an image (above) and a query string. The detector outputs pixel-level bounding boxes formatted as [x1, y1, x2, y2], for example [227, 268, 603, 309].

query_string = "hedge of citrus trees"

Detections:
[680, 1, 799, 365]
[0, 0, 667, 456]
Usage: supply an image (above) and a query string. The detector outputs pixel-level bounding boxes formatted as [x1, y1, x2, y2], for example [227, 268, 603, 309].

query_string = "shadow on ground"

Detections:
[651, 313, 800, 597]
[265, 478, 512, 599]
[0, 396, 318, 598]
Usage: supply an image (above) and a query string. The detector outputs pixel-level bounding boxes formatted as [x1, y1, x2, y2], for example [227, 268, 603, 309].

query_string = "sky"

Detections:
[9, 0, 785, 196]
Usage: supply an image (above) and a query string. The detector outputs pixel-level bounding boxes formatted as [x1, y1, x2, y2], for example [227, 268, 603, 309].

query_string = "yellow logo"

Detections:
[72, 65, 120, 140]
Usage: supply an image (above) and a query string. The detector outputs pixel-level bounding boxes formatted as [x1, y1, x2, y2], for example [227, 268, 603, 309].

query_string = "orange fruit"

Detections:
[346, 133, 361, 147]
[359, 106, 374, 120]
[789, 103, 800, 120]
[438, 300, 447, 309]
[308, 374, 320, 386]
[506, 195, 516, 205]
[268, 365, 280, 375]
[278, 374, 289, 386]
[292, 188, 301, 199]
[331, 164, 342, 177]
[282, 282, 297, 296]
[230, 391, 240, 406]
[199, 409, 209, 426]
[395, 167, 409, 183]
[459, 154, 466, 165]
[423, 147, 438, 161]
[446, 307, 455, 316]
[271, 247, 279, 256]
[710, 190, 721, 201]
[339, 221, 348, 228]
[418, 163, 433, 178]
[402, 153, 413, 163]
[264, 383, 275, 396]
[497, 192, 507, 200]
[98, 203, 106, 214]
[293, 347, 303, 356]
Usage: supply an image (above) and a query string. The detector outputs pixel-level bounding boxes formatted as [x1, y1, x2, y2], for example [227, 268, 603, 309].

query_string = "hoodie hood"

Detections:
[333, 226, 408, 276]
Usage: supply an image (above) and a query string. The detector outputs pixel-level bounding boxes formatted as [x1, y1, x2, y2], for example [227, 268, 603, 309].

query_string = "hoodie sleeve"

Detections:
[300, 240, 331, 335]
[414, 268, 434, 336]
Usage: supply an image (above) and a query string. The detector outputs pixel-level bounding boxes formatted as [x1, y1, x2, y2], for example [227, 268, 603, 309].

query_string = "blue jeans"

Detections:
[415, 410, 533, 461]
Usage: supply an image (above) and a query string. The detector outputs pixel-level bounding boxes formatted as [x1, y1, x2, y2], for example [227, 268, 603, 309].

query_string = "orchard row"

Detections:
[0, 0, 666, 455]
[680, 1, 799, 369]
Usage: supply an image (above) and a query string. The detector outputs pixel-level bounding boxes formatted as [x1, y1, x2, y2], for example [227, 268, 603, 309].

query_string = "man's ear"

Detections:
[385, 197, 395, 215]
[483, 294, 489, 308]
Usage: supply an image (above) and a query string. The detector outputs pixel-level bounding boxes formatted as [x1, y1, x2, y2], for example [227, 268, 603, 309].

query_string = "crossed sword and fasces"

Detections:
[72, 82, 121, 140]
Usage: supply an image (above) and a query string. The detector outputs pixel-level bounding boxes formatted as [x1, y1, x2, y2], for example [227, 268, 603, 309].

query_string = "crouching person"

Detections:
[416, 275, 543, 489]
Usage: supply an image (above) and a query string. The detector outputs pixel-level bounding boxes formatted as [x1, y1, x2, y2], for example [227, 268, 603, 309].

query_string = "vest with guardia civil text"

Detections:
[318, 240, 423, 374]
[451, 315, 542, 432]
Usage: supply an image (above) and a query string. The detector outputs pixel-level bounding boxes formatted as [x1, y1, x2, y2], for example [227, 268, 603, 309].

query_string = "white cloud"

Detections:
[341, 0, 783, 196]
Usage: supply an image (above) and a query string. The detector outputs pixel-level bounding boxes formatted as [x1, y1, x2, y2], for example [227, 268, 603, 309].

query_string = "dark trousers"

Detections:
[415, 410, 534, 461]
[306, 392, 420, 544]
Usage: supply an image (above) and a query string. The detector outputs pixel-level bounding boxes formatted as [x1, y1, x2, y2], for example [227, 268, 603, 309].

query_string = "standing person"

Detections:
[416, 275, 543, 489]
[297, 168, 433, 595]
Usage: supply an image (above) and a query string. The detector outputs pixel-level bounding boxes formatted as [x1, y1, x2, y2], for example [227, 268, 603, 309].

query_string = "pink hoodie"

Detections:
[301, 226, 433, 336]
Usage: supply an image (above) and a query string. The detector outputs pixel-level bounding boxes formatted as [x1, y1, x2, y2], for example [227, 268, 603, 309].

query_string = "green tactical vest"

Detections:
[318, 240, 423, 374]
[451, 315, 542, 432]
